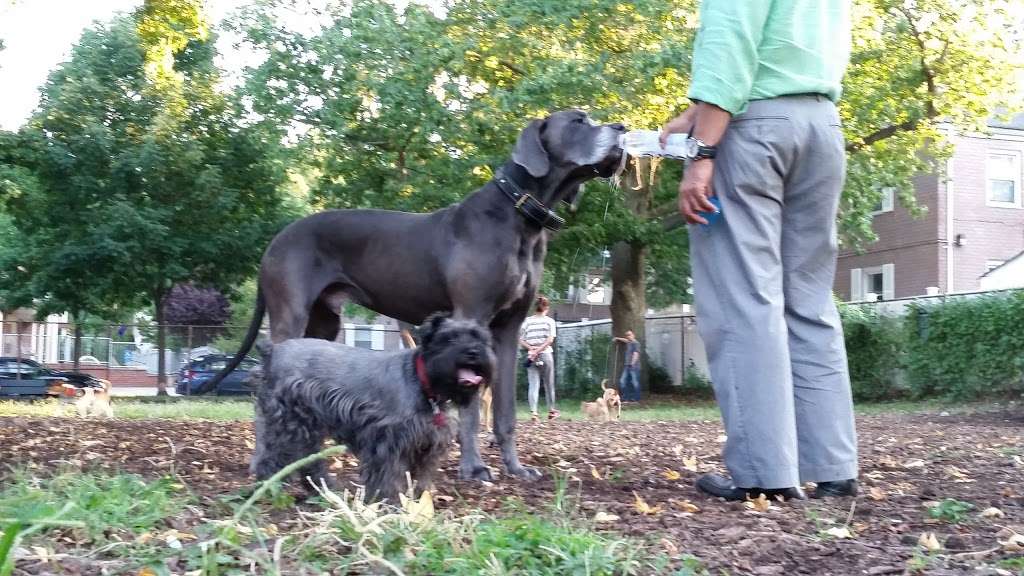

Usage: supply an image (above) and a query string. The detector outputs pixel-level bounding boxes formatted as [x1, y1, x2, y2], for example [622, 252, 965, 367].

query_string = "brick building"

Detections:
[836, 115, 1024, 301]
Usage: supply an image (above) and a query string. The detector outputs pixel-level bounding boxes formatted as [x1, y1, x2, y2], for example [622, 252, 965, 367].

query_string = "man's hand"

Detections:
[660, 107, 697, 148]
[679, 159, 717, 225]
[527, 347, 539, 361]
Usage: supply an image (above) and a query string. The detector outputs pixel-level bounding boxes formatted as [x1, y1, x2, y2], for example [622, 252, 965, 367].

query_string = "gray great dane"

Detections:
[203, 110, 626, 481]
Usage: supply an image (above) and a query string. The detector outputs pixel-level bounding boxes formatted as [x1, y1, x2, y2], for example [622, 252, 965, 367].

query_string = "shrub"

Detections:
[839, 303, 908, 401]
[904, 291, 1024, 400]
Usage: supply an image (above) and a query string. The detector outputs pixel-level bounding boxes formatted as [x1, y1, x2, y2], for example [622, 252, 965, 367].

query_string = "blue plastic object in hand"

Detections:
[698, 196, 723, 228]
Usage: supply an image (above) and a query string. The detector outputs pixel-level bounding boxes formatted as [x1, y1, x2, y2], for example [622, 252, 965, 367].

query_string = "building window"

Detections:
[343, 324, 385, 350]
[987, 151, 1021, 207]
[985, 260, 1005, 274]
[850, 263, 895, 301]
[870, 187, 895, 215]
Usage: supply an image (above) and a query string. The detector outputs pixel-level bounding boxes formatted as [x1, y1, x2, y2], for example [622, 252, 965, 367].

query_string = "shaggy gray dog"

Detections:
[251, 313, 495, 503]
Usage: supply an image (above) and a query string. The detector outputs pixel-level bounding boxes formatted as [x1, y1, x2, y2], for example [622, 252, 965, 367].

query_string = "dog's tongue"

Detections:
[457, 369, 483, 386]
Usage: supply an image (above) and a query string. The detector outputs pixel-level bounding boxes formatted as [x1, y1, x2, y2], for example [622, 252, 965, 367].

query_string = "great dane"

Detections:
[203, 110, 626, 481]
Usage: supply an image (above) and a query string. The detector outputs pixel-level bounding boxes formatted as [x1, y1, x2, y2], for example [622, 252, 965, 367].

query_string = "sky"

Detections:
[0, 0, 248, 130]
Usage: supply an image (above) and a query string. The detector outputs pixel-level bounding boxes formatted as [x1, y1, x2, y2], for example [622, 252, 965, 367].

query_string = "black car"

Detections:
[175, 354, 259, 396]
[0, 357, 109, 397]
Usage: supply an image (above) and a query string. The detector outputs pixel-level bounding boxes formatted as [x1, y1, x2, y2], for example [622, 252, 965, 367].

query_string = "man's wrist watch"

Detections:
[684, 136, 717, 161]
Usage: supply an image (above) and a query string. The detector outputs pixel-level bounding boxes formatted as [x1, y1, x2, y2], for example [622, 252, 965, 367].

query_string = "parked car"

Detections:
[175, 355, 259, 396]
[0, 357, 110, 398]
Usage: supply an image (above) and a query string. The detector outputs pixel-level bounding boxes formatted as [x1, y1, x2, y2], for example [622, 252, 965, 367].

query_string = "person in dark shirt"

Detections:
[613, 330, 641, 402]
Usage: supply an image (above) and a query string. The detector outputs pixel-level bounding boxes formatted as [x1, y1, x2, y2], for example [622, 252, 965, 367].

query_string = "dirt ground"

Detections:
[1, 410, 1022, 575]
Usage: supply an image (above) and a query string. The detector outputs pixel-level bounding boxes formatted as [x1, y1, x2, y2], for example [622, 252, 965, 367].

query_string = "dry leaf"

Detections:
[878, 455, 900, 468]
[633, 491, 663, 515]
[867, 486, 886, 501]
[399, 490, 434, 524]
[138, 569, 158, 576]
[682, 456, 699, 472]
[744, 494, 771, 513]
[980, 507, 1004, 519]
[672, 499, 701, 513]
[672, 444, 684, 457]
[824, 526, 853, 539]
[661, 537, 679, 556]
[594, 511, 620, 523]
[903, 458, 926, 469]
[918, 532, 942, 551]
[662, 469, 682, 481]
[591, 466, 603, 480]
[998, 529, 1024, 552]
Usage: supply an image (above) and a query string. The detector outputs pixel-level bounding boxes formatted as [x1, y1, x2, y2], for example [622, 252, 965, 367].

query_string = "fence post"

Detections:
[106, 325, 113, 382]
[186, 326, 193, 396]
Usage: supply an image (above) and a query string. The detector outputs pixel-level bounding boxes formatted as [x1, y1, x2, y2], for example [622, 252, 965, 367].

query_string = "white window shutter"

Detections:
[850, 268, 864, 301]
[343, 323, 355, 346]
[370, 326, 385, 351]
[882, 263, 895, 301]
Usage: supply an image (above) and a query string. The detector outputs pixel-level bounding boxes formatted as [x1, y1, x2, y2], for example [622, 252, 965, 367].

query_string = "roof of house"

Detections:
[988, 112, 1024, 131]
[980, 248, 1024, 278]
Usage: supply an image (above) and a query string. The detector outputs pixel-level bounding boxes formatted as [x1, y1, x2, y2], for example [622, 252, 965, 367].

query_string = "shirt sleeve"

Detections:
[687, 1, 773, 115]
[548, 318, 556, 339]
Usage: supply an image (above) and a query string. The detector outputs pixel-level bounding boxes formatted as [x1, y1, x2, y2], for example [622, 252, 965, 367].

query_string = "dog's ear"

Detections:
[512, 119, 550, 178]
[419, 312, 450, 348]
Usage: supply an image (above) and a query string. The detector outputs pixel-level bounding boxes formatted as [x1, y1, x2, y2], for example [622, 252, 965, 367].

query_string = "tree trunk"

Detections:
[155, 293, 168, 396]
[609, 157, 654, 394]
[610, 241, 646, 385]
[72, 310, 82, 372]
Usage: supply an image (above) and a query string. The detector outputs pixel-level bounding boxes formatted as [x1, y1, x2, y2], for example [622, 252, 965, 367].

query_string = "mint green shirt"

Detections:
[687, 0, 851, 115]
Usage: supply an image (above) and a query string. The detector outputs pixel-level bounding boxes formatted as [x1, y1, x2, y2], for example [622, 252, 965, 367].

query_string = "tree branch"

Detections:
[499, 60, 525, 76]
[846, 6, 941, 153]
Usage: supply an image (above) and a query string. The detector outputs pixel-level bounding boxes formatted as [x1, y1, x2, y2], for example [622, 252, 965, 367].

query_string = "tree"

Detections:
[234, 0, 1022, 388]
[161, 283, 231, 346]
[1, 9, 293, 390]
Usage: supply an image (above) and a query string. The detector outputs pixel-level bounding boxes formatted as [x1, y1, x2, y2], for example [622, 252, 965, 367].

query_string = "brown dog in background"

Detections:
[581, 380, 621, 422]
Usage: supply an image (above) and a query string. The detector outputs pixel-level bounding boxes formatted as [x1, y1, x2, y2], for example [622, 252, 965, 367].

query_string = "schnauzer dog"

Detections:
[251, 313, 495, 503]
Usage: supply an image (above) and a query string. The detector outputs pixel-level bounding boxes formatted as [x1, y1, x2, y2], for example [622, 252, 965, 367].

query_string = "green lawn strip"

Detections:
[0, 397, 1002, 423]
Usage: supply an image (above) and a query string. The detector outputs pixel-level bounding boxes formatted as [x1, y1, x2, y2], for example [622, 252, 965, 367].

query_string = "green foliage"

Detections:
[556, 331, 616, 400]
[926, 498, 974, 524]
[0, 470, 187, 542]
[839, 303, 908, 401]
[904, 292, 1024, 399]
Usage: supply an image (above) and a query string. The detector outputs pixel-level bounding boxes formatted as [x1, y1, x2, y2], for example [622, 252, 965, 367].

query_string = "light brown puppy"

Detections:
[479, 383, 493, 431]
[54, 381, 114, 418]
[581, 380, 621, 422]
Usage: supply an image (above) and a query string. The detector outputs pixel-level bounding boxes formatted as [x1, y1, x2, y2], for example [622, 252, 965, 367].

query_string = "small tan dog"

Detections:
[479, 384, 493, 431]
[581, 380, 622, 422]
[53, 381, 114, 418]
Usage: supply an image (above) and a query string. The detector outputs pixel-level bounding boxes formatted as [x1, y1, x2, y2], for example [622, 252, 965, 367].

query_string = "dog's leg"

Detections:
[490, 320, 541, 481]
[456, 392, 491, 481]
[359, 446, 404, 504]
[304, 299, 341, 341]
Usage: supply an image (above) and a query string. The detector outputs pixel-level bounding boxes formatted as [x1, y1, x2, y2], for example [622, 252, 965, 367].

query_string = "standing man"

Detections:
[519, 296, 559, 422]
[613, 330, 642, 402]
[660, 1, 858, 501]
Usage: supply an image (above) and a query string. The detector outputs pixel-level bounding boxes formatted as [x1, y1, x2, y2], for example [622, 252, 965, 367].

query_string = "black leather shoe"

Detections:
[813, 479, 859, 498]
[696, 473, 807, 501]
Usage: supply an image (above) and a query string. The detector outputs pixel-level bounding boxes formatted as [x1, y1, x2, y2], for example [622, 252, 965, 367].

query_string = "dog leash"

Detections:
[414, 353, 448, 428]
[493, 169, 565, 232]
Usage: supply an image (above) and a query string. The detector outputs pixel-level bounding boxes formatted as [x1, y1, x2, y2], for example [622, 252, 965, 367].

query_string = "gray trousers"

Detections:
[526, 350, 555, 413]
[690, 95, 858, 489]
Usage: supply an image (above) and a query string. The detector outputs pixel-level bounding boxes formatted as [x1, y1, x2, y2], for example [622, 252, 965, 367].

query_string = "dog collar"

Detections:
[415, 353, 447, 428]
[494, 169, 565, 232]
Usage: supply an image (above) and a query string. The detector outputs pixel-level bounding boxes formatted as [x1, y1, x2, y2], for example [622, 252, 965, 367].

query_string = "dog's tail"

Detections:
[195, 284, 267, 394]
[600, 379, 608, 391]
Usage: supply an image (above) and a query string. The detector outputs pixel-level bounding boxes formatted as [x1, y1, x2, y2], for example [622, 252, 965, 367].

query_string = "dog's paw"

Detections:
[459, 465, 493, 482]
[507, 465, 542, 482]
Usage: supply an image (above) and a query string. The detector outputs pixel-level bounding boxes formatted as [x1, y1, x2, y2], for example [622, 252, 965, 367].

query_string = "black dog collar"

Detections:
[493, 169, 565, 232]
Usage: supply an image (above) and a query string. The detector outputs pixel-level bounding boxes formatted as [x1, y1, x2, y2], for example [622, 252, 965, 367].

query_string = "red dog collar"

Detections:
[415, 354, 447, 428]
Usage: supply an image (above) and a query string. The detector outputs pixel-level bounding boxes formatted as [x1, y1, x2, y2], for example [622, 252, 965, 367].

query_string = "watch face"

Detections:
[683, 138, 699, 158]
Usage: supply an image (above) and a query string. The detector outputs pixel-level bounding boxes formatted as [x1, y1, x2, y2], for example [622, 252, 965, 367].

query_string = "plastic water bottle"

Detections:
[619, 130, 691, 160]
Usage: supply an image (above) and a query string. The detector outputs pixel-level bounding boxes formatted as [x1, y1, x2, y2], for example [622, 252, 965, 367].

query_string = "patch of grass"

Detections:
[0, 398, 254, 420]
[0, 469, 189, 542]
[998, 557, 1024, 575]
[926, 498, 974, 524]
